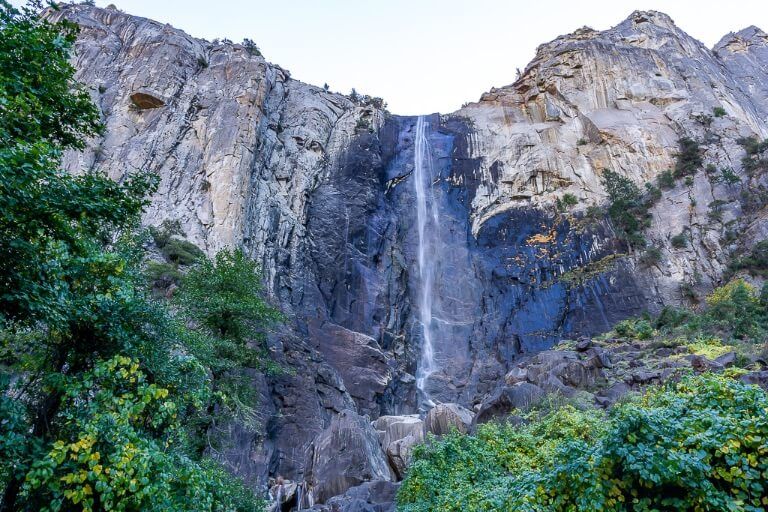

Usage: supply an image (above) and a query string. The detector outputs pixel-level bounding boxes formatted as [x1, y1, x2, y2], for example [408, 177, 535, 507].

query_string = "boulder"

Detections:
[741, 370, 768, 390]
[715, 351, 737, 367]
[504, 365, 529, 385]
[305, 410, 393, 504]
[386, 435, 420, 480]
[575, 337, 593, 351]
[373, 415, 424, 448]
[313, 480, 399, 512]
[424, 403, 473, 435]
[689, 355, 724, 372]
[473, 383, 545, 425]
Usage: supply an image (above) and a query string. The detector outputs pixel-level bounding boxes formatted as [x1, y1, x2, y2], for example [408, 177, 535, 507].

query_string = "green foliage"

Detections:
[0, 0, 156, 324]
[175, 249, 282, 431]
[704, 279, 766, 340]
[671, 232, 688, 248]
[22, 356, 261, 512]
[398, 374, 768, 512]
[713, 106, 727, 117]
[613, 317, 655, 340]
[674, 137, 703, 178]
[0, 3, 267, 509]
[729, 240, 768, 278]
[149, 221, 204, 265]
[737, 136, 768, 175]
[241, 38, 261, 57]
[601, 169, 652, 247]
[718, 167, 741, 185]
[556, 193, 578, 211]
[656, 169, 675, 189]
[637, 245, 662, 266]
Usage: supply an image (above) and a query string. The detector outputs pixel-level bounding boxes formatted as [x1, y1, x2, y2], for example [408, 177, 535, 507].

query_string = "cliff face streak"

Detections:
[52, 5, 768, 508]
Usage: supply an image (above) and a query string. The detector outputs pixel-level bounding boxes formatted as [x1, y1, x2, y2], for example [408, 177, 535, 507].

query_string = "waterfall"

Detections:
[413, 116, 439, 405]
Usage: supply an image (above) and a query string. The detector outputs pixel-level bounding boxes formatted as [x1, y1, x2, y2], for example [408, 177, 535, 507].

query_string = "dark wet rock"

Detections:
[424, 403, 474, 435]
[305, 410, 393, 504]
[473, 383, 546, 425]
[740, 370, 768, 390]
[308, 322, 394, 417]
[504, 366, 529, 385]
[311, 480, 399, 512]
[689, 355, 725, 372]
[576, 337, 593, 351]
[715, 351, 737, 367]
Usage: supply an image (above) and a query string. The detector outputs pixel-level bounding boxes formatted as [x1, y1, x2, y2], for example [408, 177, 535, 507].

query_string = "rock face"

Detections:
[424, 403, 474, 435]
[304, 410, 393, 504]
[51, 4, 768, 507]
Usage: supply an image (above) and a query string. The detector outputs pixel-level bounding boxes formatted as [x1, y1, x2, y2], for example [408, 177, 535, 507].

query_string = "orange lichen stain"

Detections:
[526, 230, 557, 245]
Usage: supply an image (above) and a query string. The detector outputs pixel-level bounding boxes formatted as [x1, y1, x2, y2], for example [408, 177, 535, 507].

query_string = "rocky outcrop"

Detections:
[373, 415, 424, 479]
[51, 3, 768, 507]
[424, 403, 474, 435]
[305, 410, 393, 505]
[473, 383, 546, 425]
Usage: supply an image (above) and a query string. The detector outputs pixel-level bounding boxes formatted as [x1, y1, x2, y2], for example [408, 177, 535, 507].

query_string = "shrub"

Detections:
[657, 169, 675, 189]
[556, 193, 578, 211]
[705, 279, 766, 339]
[601, 170, 650, 247]
[638, 246, 662, 266]
[729, 240, 768, 278]
[674, 137, 703, 178]
[670, 232, 688, 248]
[737, 136, 768, 174]
[718, 167, 740, 185]
[241, 38, 261, 56]
[713, 106, 726, 117]
[398, 375, 768, 512]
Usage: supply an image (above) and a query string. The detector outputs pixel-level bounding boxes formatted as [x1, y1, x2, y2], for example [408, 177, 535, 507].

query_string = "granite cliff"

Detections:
[48, 4, 768, 510]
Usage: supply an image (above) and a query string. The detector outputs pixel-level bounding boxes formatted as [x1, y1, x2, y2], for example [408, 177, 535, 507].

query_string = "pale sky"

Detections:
[20, 1, 768, 114]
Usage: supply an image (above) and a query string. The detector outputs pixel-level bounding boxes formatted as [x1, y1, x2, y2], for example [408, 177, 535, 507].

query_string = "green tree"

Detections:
[0, 2, 265, 509]
[601, 169, 648, 247]
[175, 249, 282, 437]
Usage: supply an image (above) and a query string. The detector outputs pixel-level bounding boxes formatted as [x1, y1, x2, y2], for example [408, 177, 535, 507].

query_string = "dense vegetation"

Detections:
[0, 3, 277, 510]
[399, 374, 768, 511]
[399, 279, 768, 511]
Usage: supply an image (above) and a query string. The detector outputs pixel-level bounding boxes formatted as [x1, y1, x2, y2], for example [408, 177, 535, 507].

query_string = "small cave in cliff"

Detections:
[129, 91, 165, 109]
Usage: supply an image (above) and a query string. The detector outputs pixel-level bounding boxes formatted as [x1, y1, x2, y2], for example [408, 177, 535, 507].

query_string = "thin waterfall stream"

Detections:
[413, 116, 439, 406]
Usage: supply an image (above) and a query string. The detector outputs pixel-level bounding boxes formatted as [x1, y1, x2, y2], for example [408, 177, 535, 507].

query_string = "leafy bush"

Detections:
[729, 240, 768, 278]
[713, 106, 727, 117]
[718, 167, 741, 185]
[242, 38, 261, 57]
[613, 317, 655, 340]
[556, 193, 578, 211]
[670, 232, 688, 248]
[674, 137, 703, 178]
[657, 169, 675, 189]
[704, 279, 766, 340]
[737, 136, 768, 175]
[399, 375, 768, 512]
[601, 169, 651, 247]
[22, 356, 261, 512]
